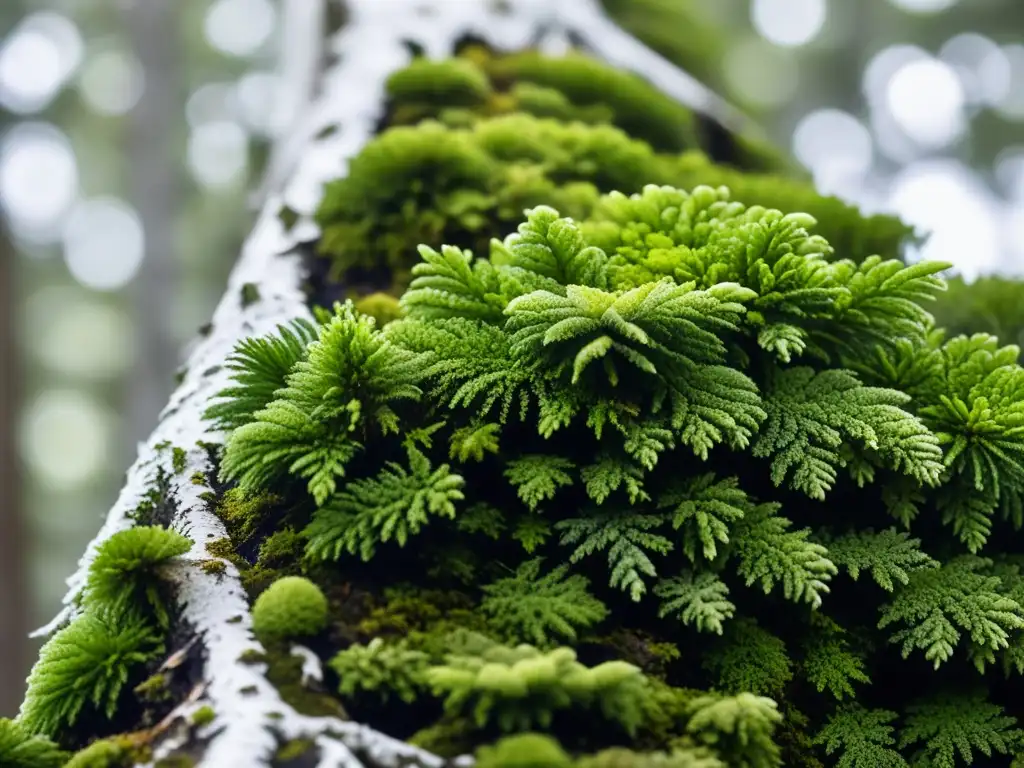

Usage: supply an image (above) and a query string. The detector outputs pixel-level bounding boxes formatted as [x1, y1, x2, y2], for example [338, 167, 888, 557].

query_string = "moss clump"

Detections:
[133, 673, 171, 704]
[474, 733, 573, 768]
[216, 487, 280, 545]
[205, 537, 245, 569]
[190, 471, 208, 486]
[171, 447, 187, 474]
[353, 292, 404, 327]
[257, 528, 305, 568]
[252, 576, 329, 641]
[245, 649, 348, 719]
[241, 282, 261, 307]
[273, 737, 316, 762]
[65, 736, 151, 768]
[198, 559, 226, 575]
[190, 706, 216, 727]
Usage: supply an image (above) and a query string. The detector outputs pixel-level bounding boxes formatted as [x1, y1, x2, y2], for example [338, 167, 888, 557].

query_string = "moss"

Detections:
[258, 647, 348, 719]
[190, 471, 208, 486]
[238, 648, 265, 664]
[153, 757, 196, 768]
[474, 733, 573, 768]
[241, 282, 261, 307]
[133, 672, 171, 704]
[407, 717, 476, 758]
[171, 447, 188, 474]
[353, 292, 403, 328]
[239, 565, 282, 598]
[205, 537, 245, 568]
[190, 705, 216, 727]
[216, 487, 280, 544]
[252, 576, 329, 641]
[198, 559, 226, 576]
[273, 738, 317, 762]
[278, 205, 299, 232]
[257, 527, 305, 568]
[354, 587, 479, 639]
[65, 736, 151, 768]
[488, 50, 701, 153]
[386, 57, 492, 108]
[198, 491, 217, 505]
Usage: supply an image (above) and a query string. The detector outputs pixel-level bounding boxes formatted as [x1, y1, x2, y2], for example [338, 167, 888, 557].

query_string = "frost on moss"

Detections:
[251, 576, 329, 641]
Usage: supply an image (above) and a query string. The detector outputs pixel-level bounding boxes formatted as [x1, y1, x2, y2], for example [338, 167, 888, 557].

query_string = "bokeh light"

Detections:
[62, 197, 145, 291]
[888, 0, 959, 14]
[0, 12, 82, 115]
[0, 122, 78, 242]
[20, 390, 114, 491]
[204, 0, 276, 58]
[78, 47, 145, 116]
[187, 120, 249, 188]
[723, 37, 799, 108]
[750, 0, 827, 48]
[25, 288, 135, 380]
[792, 109, 873, 195]
[886, 57, 966, 148]
[888, 160, 1001, 279]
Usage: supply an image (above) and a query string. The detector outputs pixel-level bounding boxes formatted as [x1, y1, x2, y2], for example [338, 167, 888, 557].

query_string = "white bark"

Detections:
[32, 2, 748, 765]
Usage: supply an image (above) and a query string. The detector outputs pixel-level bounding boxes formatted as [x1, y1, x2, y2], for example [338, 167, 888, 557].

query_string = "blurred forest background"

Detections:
[0, 0, 1022, 716]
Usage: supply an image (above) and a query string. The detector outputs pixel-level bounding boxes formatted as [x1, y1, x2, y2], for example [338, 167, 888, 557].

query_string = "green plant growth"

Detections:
[206, 179, 1024, 765]
[314, 50, 909, 298]
[930, 275, 1024, 358]
[17, 524, 192, 747]
[251, 575, 329, 641]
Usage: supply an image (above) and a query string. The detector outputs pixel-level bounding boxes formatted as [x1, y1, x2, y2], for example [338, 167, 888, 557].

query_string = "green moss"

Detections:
[386, 57, 492, 109]
[191, 705, 216, 727]
[353, 292, 404, 327]
[239, 565, 282, 598]
[241, 282, 261, 307]
[258, 647, 348, 719]
[488, 50, 700, 153]
[171, 447, 187, 474]
[190, 471, 208, 486]
[257, 528, 304, 568]
[252, 576, 329, 641]
[238, 648, 264, 664]
[198, 559, 226, 576]
[153, 757, 196, 768]
[133, 672, 171, 704]
[216, 487, 279, 544]
[65, 737, 151, 768]
[474, 733, 573, 768]
[273, 738, 316, 762]
[198, 491, 217, 505]
[205, 537, 245, 568]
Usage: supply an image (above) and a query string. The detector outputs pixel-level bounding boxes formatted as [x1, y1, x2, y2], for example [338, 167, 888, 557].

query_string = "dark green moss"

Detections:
[216, 487, 280, 545]
[190, 471, 208, 486]
[244, 647, 348, 720]
[241, 282, 261, 307]
[278, 205, 300, 233]
[273, 738, 316, 762]
[198, 559, 226, 576]
[171, 447, 188, 475]
[257, 528, 305, 569]
[153, 757, 196, 768]
[205, 538, 245, 569]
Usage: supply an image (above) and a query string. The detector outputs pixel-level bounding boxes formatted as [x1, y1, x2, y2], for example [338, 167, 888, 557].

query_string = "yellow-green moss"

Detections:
[474, 733, 573, 768]
[274, 738, 317, 762]
[205, 538, 245, 568]
[198, 559, 227, 576]
[171, 447, 187, 474]
[353, 292, 404, 327]
[216, 487, 280, 544]
[245, 648, 348, 719]
[133, 672, 171, 704]
[153, 757, 196, 768]
[65, 737, 151, 768]
[190, 706, 216, 727]
[257, 528, 304, 569]
[252, 576, 329, 641]
[189, 471, 208, 486]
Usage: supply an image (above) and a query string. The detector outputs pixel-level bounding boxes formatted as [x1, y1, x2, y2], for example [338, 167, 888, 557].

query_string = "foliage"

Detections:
[329, 638, 430, 704]
[19, 609, 163, 738]
[0, 718, 66, 768]
[251, 576, 329, 641]
[82, 525, 192, 628]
